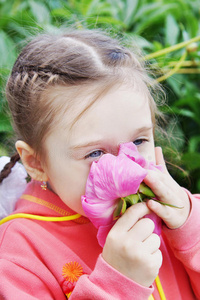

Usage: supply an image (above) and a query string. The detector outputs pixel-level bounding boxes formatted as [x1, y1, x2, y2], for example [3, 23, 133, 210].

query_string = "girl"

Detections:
[0, 29, 199, 299]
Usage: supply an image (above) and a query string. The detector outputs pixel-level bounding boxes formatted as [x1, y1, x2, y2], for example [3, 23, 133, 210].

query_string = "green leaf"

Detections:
[181, 153, 200, 171]
[134, 3, 178, 34]
[0, 30, 17, 67]
[123, 194, 140, 205]
[167, 107, 196, 119]
[188, 136, 200, 153]
[86, 0, 110, 17]
[184, 11, 199, 37]
[87, 16, 124, 27]
[126, 33, 154, 50]
[139, 183, 155, 198]
[165, 14, 179, 46]
[0, 112, 12, 133]
[133, 3, 161, 21]
[124, 0, 138, 26]
[113, 198, 126, 219]
[50, 8, 72, 19]
[106, 0, 124, 20]
[166, 76, 184, 98]
[29, 0, 51, 24]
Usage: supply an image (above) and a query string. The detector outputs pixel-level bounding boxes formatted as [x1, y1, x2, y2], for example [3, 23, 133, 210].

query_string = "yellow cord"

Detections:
[148, 275, 166, 300]
[0, 213, 81, 225]
[1, 216, 166, 300]
[155, 275, 167, 300]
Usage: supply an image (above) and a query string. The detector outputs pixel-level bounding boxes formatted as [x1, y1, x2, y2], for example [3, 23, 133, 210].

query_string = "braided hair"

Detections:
[0, 153, 20, 183]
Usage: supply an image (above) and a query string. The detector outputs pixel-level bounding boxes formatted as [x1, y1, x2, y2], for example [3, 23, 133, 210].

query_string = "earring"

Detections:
[41, 181, 47, 191]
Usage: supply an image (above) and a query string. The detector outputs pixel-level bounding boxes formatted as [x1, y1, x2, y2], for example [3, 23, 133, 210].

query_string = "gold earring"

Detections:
[41, 181, 47, 191]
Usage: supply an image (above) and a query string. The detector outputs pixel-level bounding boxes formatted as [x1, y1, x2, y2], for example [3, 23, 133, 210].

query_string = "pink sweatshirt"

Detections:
[0, 181, 199, 299]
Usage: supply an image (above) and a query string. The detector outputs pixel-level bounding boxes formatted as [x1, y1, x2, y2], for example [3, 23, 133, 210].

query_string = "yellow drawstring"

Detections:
[0, 213, 81, 225]
[155, 275, 167, 300]
[1, 214, 166, 300]
[148, 275, 166, 300]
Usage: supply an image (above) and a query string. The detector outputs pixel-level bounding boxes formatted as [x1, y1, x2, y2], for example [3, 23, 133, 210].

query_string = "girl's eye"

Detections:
[133, 139, 146, 146]
[85, 150, 104, 159]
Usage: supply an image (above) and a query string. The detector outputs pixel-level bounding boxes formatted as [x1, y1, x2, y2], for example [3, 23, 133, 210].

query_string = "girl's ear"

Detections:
[15, 141, 48, 182]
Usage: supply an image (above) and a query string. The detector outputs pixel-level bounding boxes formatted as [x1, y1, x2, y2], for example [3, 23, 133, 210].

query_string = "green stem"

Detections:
[167, 60, 200, 67]
[143, 35, 200, 61]
[149, 198, 184, 209]
[156, 51, 187, 82]
[174, 69, 200, 74]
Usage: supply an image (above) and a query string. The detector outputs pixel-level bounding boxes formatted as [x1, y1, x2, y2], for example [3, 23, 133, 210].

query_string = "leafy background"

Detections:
[0, 0, 200, 193]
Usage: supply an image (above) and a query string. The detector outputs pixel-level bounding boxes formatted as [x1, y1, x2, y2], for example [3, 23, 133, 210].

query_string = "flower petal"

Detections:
[81, 195, 117, 228]
[97, 222, 116, 247]
[81, 142, 162, 247]
[119, 142, 147, 167]
[92, 153, 147, 200]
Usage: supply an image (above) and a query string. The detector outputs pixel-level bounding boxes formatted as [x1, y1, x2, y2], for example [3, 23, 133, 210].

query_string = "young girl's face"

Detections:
[43, 84, 155, 215]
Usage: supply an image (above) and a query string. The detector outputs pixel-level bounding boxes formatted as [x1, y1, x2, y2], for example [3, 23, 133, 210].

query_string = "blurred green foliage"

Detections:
[0, 0, 200, 192]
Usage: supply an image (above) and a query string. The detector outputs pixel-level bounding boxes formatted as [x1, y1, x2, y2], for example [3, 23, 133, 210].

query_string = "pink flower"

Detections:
[81, 142, 162, 247]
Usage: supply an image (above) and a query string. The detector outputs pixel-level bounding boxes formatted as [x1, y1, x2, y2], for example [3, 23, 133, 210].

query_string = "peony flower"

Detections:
[81, 142, 162, 247]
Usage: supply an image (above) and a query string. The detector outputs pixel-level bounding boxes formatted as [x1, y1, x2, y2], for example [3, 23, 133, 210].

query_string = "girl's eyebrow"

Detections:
[134, 125, 153, 135]
[70, 139, 104, 150]
[70, 126, 153, 150]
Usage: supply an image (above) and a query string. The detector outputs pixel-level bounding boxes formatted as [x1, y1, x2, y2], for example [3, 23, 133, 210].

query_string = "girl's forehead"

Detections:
[43, 82, 153, 158]
[67, 84, 152, 143]
[46, 80, 151, 134]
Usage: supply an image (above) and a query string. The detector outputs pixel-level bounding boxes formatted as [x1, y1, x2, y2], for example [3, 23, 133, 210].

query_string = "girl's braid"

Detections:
[0, 153, 20, 183]
[14, 69, 59, 88]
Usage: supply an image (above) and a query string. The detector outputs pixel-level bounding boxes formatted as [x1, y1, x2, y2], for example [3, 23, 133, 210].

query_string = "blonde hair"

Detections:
[6, 29, 162, 159]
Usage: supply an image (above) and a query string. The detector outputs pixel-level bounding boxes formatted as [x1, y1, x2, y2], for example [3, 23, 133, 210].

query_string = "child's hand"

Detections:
[144, 147, 190, 229]
[102, 202, 162, 287]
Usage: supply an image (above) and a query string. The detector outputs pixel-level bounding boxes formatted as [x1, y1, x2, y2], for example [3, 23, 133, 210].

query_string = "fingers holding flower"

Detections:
[102, 202, 162, 287]
[144, 147, 191, 229]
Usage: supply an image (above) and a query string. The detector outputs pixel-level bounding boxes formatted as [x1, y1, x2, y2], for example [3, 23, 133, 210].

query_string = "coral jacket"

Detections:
[0, 181, 199, 299]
